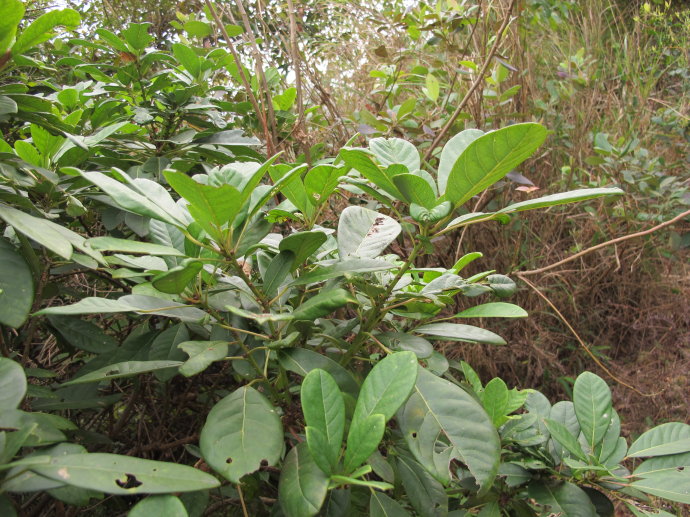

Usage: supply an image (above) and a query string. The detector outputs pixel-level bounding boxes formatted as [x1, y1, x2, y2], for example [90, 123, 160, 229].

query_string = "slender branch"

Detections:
[286, 0, 311, 164]
[204, 0, 274, 155]
[423, 0, 518, 162]
[519, 208, 690, 277]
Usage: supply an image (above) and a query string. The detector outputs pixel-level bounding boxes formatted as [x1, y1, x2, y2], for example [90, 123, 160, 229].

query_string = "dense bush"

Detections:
[1, 1, 688, 516]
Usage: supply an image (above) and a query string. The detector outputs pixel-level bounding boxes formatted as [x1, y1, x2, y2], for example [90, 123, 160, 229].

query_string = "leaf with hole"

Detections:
[200, 386, 282, 483]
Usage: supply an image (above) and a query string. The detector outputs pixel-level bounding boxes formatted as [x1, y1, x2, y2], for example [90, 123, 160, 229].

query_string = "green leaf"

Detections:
[352, 352, 418, 424]
[129, 495, 188, 517]
[88, 237, 185, 256]
[63, 361, 183, 385]
[0, 237, 33, 328]
[200, 386, 283, 483]
[279, 231, 327, 269]
[0, 95, 18, 115]
[0, 0, 24, 54]
[528, 481, 597, 516]
[263, 251, 294, 297]
[152, 262, 203, 294]
[413, 368, 500, 493]
[370, 138, 421, 173]
[292, 288, 355, 320]
[183, 21, 211, 38]
[627, 422, 690, 458]
[424, 73, 439, 102]
[47, 315, 117, 354]
[273, 87, 297, 110]
[164, 171, 242, 229]
[343, 413, 385, 473]
[397, 455, 447, 517]
[301, 370, 345, 474]
[392, 174, 436, 209]
[0, 358, 26, 410]
[121, 23, 153, 51]
[0, 205, 72, 259]
[12, 9, 80, 56]
[498, 187, 624, 214]
[544, 418, 587, 461]
[631, 471, 690, 505]
[338, 206, 401, 259]
[304, 165, 342, 206]
[268, 164, 311, 215]
[481, 377, 510, 427]
[573, 372, 612, 451]
[455, 302, 527, 319]
[410, 201, 451, 223]
[30, 453, 219, 494]
[415, 323, 506, 345]
[290, 258, 395, 286]
[172, 43, 201, 78]
[339, 148, 403, 199]
[444, 123, 547, 206]
[437, 129, 484, 194]
[278, 348, 359, 397]
[634, 451, 690, 477]
[279, 443, 329, 517]
[178, 341, 228, 377]
[370, 491, 412, 517]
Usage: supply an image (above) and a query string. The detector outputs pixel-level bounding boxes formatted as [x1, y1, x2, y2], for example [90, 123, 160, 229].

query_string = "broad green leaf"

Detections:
[47, 315, 117, 354]
[497, 188, 625, 214]
[455, 302, 527, 319]
[397, 391, 455, 484]
[370, 138, 421, 173]
[343, 413, 385, 473]
[527, 481, 597, 517]
[445, 123, 547, 206]
[290, 258, 395, 286]
[121, 23, 153, 51]
[544, 418, 587, 461]
[304, 165, 341, 206]
[0, 0, 24, 54]
[278, 348, 359, 397]
[263, 251, 294, 297]
[164, 171, 242, 229]
[178, 341, 228, 377]
[36, 297, 135, 315]
[393, 174, 436, 209]
[12, 9, 80, 56]
[152, 262, 203, 294]
[370, 491, 412, 517]
[549, 401, 581, 461]
[424, 73, 439, 102]
[269, 164, 311, 215]
[279, 231, 327, 269]
[279, 442, 329, 517]
[301, 370, 345, 473]
[437, 129, 484, 194]
[80, 171, 183, 226]
[2, 443, 85, 493]
[351, 352, 418, 423]
[338, 206, 401, 259]
[148, 324, 189, 380]
[634, 451, 690, 477]
[0, 95, 18, 115]
[0, 358, 26, 410]
[88, 237, 185, 256]
[481, 377, 510, 427]
[378, 332, 433, 359]
[487, 274, 517, 298]
[0, 205, 72, 259]
[129, 495, 188, 517]
[410, 201, 451, 223]
[292, 288, 355, 320]
[200, 386, 282, 483]
[573, 372, 612, 450]
[273, 87, 297, 110]
[173, 43, 201, 78]
[183, 20, 211, 38]
[627, 422, 690, 458]
[0, 238, 33, 328]
[415, 323, 506, 345]
[597, 409, 623, 465]
[397, 455, 448, 517]
[339, 148, 403, 199]
[631, 471, 690, 505]
[414, 368, 500, 493]
[63, 361, 183, 385]
[31, 453, 219, 494]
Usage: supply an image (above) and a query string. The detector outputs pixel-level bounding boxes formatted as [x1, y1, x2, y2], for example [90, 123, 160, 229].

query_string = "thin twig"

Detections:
[423, 0, 518, 162]
[204, 0, 274, 155]
[286, 0, 311, 164]
[520, 208, 690, 277]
